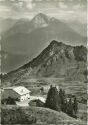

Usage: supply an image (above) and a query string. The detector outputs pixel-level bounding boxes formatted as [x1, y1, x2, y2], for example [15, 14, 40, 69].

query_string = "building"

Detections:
[29, 99, 44, 107]
[2, 86, 31, 102]
[29, 96, 46, 107]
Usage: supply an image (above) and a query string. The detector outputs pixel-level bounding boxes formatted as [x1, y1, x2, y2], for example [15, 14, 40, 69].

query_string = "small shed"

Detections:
[29, 99, 44, 107]
[2, 86, 31, 102]
[29, 96, 46, 107]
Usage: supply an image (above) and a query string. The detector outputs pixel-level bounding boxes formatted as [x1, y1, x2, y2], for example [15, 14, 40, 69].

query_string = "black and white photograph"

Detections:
[0, 0, 87, 124]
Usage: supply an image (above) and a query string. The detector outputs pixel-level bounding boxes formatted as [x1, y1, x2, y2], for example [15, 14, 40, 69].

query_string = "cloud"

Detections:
[0, 0, 35, 11]
[73, 4, 81, 10]
[0, 0, 86, 25]
[17, 0, 36, 10]
[18, 1, 24, 8]
[26, 3, 34, 9]
[0, 4, 11, 18]
[0, 5, 10, 12]
[26, 0, 36, 9]
[58, 2, 68, 9]
[33, 0, 42, 1]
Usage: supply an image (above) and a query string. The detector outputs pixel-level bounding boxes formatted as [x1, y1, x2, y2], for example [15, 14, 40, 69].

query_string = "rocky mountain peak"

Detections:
[2, 40, 87, 83]
[31, 13, 50, 28]
[49, 41, 66, 53]
[50, 40, 64, 46]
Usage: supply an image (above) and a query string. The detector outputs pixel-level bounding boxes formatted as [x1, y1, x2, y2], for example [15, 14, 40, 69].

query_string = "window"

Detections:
[21, 96, 24, 101]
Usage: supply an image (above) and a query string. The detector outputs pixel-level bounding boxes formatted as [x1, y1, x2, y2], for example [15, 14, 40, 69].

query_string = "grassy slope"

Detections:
[1, 105, 86, 125]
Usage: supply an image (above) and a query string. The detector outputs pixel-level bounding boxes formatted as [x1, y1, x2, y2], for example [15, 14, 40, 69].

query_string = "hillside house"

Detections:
[2, 86, 31, 102]
[29, 96, 46, 107]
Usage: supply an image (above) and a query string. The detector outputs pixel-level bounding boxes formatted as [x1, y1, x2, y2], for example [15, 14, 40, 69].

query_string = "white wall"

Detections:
[20, 93, 30, 101]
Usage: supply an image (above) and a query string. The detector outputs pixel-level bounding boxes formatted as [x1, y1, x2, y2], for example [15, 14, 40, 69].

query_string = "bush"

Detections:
[1, 97, 19, 105]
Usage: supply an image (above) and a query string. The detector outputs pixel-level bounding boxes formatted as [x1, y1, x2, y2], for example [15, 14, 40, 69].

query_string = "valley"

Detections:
[0, 11, 87, 125]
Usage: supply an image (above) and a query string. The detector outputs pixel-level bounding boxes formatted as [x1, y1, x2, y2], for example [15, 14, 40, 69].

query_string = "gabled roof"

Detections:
[4, 86, 31, 96]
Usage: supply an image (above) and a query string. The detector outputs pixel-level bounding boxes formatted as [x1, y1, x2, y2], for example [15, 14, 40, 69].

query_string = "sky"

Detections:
[0, 0, 87, 24]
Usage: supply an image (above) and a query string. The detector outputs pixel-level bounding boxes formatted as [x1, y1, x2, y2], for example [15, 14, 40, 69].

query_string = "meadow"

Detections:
[1, 77, 87, 124]
[13, 77, 87, 122]
[1, 106, 87, 125]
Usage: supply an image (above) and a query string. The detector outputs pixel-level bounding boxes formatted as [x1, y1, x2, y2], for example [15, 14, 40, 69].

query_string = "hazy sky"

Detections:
[0, 0, 87, 24]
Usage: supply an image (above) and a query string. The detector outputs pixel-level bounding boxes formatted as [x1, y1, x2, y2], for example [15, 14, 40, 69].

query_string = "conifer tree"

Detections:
[45, 85, 60, 111]
[59, 88, 66, 112]
[73, 97, 78, 118]
[67, 98, 73, 117]
[64, 99, 68, 113]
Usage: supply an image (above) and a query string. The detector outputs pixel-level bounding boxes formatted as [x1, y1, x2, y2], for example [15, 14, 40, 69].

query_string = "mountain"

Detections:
[1, 13, 86, 54]
[2, 40, 87, 85]
[0, 18, 17, 35]
[1, 13, 87, 72]
[68, 21, 87, 37]
[2, 13, 50, 37]
[0, 51, 29, 73]
[31, 13, 50, 28]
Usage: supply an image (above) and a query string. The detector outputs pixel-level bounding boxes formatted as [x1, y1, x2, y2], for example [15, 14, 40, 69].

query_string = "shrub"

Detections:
[1, 97, 19, 105]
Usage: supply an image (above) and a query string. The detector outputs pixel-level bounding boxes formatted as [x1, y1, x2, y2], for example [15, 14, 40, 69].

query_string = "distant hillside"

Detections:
[2, 40, 87, 85]
[1, 106, 85, 125]
[69, 21, 87, 37]
[0, 51, 29, 73]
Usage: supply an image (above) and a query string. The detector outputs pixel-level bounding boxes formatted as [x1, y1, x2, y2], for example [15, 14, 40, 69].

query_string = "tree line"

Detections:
[45, 85, 78, 118]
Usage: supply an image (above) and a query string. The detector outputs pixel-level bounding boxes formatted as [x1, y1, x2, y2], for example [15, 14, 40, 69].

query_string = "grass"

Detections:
[1, 105, 87, 125]
[77, 103, 87, 121]
[1, 78, 87, 124]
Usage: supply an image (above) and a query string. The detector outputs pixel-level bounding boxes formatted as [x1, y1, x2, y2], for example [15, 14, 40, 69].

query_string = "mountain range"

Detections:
[1, 13, 87, 72]
[2, 40, 87, 85]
